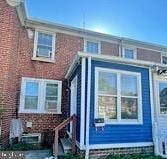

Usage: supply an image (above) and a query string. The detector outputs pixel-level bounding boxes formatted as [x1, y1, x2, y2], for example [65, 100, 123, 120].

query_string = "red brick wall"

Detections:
[137, 48, 161, 63]
[0, 0, 84, 147]
[17, 33, 84, 142]
[0, 0, 22, 147]
[101, 41, 119, 56]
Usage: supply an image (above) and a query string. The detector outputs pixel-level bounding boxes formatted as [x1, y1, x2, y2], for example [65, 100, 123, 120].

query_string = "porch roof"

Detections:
[65, 52, 167, 79]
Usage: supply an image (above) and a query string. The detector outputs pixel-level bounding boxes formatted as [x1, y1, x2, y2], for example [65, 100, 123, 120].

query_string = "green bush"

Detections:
[107, 155, 163, 159]
[63, 153, 84, 159]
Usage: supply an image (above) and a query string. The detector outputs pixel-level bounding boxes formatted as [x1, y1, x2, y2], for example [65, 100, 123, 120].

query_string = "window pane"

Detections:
[159, 83, 167, 114]
[121, 97, 138, 119]
[37, 45, 52, 57]
[98, 96, 117, 119]
[124, 49, 134, 59]
[25, 82, 38, 96]
[25, 82, 38, 109]
[45, 83, 58, 110]
[98, 72, 117, 95]
[121, 74, 137, 96]
[25, 96, 38, 109]
[38, 32, 52, 46]
[87, 41, 98, 53]
[162, 56, 167, 64]
[46, 83, 58, 96]
[37, 32, 53, 57]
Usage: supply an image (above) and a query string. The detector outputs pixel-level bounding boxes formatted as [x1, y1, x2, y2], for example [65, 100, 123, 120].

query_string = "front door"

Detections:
[155, 80, 167, 157]
[70, 76, 77, 133]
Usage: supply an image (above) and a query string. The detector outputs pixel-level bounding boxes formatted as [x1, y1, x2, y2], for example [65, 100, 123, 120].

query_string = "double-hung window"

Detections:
[123, 47, 137, 59]
[85, 39, 101, 54]
[33, 30, 56, 62]
[95, 68, 142, 124]
[19, 77, 62, 114]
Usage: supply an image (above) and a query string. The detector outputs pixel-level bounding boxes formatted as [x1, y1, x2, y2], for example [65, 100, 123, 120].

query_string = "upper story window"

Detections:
[19, 77, 62, 114]
[161, 52, 167, 64]
[85, 39, 101, 54]
[123, 47, 137, 59]
[33, 30, 56, 62]
[95, 68, 142, 124]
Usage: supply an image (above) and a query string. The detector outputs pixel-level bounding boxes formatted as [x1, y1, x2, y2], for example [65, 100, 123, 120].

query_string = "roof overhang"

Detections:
[6, 0, 167, 53]
[65, 52, 167, 79]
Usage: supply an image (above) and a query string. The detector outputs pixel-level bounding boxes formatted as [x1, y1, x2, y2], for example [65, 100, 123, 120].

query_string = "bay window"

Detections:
[95, 68, 142, 124]
[19, 77, 62, 114]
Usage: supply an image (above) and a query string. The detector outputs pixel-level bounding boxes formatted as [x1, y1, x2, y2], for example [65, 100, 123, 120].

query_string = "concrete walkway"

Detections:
[25, 149, 53, 159]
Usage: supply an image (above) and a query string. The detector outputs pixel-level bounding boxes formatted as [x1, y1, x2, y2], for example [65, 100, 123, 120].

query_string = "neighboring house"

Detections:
[1, 0, 167, 158]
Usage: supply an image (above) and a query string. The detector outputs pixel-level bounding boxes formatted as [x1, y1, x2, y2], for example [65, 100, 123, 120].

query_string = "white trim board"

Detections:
[80, 57, 86, 149]
[85, 57, 92, 159]
[89, 142, 153, 150]
[78, 52, 167, 68]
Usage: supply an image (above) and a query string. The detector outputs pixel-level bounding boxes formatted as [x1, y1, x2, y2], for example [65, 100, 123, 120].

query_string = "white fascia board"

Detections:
[78, 51, 167, 68]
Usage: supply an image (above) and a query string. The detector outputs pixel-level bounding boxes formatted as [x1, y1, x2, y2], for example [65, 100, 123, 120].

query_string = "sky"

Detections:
[25, 0, 167, 46]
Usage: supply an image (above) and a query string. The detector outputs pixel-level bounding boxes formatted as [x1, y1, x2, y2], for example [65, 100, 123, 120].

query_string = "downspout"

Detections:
[149, 67, 159, 155]
[119, 39, 123, 57]
[85, 56, 91, 159]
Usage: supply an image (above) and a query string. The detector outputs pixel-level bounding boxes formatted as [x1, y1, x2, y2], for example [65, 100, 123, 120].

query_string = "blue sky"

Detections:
[26, 0, 167, 45]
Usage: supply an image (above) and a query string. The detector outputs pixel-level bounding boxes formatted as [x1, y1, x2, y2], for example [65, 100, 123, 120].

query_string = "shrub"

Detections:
[107, 155, 163, 159]
[63, 153, 83, 159]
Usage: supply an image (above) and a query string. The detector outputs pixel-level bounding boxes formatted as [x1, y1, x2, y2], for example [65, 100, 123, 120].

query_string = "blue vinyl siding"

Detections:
[89, 60, 152, 145]
[69, 65, 81, 143]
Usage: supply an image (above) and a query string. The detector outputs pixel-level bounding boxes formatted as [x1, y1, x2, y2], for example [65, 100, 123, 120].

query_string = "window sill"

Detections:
[19, 110, 62, 115]
[31, 57, 55, 63]
[104, 120, 143, 125]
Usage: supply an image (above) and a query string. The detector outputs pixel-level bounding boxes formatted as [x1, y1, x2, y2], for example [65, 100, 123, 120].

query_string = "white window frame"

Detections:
[122, 46, 137, 59]
[155, 79, 167, 117]
[32, 29, 56, 63]
[84, 38, 101, 54]
[19, 77, 62, 114]
[95, 67, 143, 124]
[161, 52, 167, 65]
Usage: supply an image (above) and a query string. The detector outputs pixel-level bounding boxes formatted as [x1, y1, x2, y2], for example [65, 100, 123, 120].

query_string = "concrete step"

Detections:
[60, 138, 72, 154]
[25, 149, 52, 159]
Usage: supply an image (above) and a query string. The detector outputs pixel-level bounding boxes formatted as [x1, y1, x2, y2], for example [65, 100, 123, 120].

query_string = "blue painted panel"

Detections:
[69, 64, 81, 143]
[89, 60, 152, 145]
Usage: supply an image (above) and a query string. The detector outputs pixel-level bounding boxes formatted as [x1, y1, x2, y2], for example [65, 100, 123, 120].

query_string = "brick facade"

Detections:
[0, 0, 84, 147]
[101, 41, 119, 56]
[0, 0, 21, 147]
[89, 146, 154, 159]
[137, 48, 161, 63]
